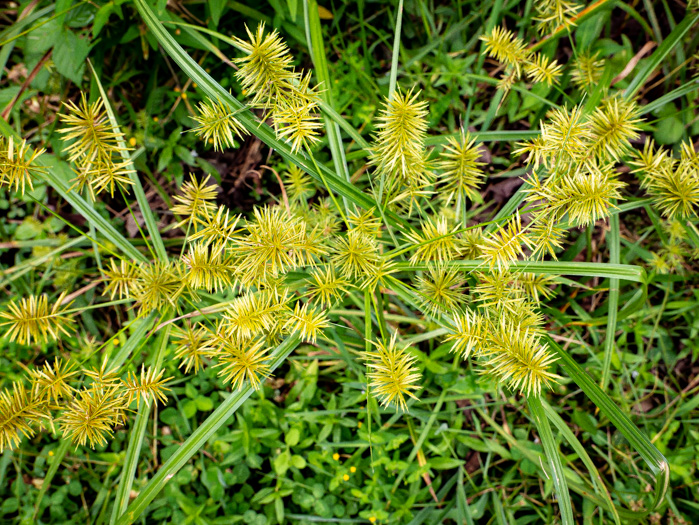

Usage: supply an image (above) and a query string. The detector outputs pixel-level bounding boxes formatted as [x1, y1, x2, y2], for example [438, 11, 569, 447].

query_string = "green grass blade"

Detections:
[32, 439, 71, 519]
[108, 312, 158, 370]
[388, 0, 404, 98]
[116, 333, 301, 525]
[542, 400, 622, 525]
[528, 395, 574, 525]
[547, 336, 670, 510]
[424, 130, 539, 146]
[396, 261, 645, 282]
[89, 63, 168, 263]
[600, 213, 620, 391]
[624, 12, 699, 98]
[0, 118, 147, 263]
[305, 0, 351, 211]
[638, 78, 699, 115]
[131, 0, 413, 232]
[110, 325, 171, 524]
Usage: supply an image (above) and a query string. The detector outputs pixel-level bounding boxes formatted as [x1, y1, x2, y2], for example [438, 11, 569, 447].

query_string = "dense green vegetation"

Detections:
[1, 0, 699, 523]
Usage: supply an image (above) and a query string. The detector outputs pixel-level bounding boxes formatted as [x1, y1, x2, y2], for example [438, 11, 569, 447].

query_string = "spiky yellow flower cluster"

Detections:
[631, 138, 699, 219]
[533, 0, 582, 35]
[480, 26, 562, 90]
[0, 293, 75, 346]
[58, 94, 134, 198]
[364, 335, 421, 412]
[571, 51, 605, 90]
[0, 137, 47, 195]
[234, 23, 321, 153]
[443, 269, 560, 396]
[0, 358, 170, 452]
[512, 99, 642, 258]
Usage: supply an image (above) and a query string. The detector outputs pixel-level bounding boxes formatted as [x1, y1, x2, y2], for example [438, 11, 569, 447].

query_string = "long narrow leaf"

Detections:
[600, 213, 620, 390]
[396, 261, 646, 282]
[528, 395, 574, 525]
[110, 325, 171, 524]
[547, 336, 670, 510]
[116, 333, 301, 524]
[90, 64, 168, 263]
[624, 13, 699, 98]
[305, 0, 351, 212]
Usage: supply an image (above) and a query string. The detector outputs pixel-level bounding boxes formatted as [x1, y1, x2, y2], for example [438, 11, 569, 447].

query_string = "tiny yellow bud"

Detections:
[357, 421, 363, 428]
[48, 450, 54, 456]
[181, 92, 187, 99]
[332, 453, 340, 461]
[343, 474, 349, 481]
[153, 116, 159, 123]
[113, 339, 119, 346]
[128, 137, 136, 147]
[193, 83, 198, 88]
[174, 87, 181, 93]
[369, 517, 376, 524]
[350, 466, 356, 473]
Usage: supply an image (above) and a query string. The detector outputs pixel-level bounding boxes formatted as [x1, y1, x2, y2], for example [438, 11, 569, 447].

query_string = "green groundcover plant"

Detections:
[1, 0, 699, 523]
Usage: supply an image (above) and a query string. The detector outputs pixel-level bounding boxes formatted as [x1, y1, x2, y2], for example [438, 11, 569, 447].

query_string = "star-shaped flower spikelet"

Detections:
[364, 334, 421, 412]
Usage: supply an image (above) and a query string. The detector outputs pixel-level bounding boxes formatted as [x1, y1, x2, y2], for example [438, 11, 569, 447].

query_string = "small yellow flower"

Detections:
[357, 421, 363, 428]
[350, 466, 356, 473]
[332, 453, 340, 461]
[193, 83, 198, 88]
[181, 93, 187, 100]
[128, 137, 136, 147]
[153, 116, 159, 123]
[343, 474, 349, 481]
[113, 338, 120, 346]
[369, 518, 377, 524]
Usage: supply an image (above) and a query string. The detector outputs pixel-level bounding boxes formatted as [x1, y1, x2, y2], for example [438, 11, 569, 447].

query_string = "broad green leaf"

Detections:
[53, 29, 89, 85]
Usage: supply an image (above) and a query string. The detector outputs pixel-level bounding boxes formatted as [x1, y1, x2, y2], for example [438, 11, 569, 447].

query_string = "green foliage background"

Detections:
[1, 0, 699, 524]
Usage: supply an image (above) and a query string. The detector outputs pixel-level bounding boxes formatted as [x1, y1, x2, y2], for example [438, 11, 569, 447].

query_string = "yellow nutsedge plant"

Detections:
[123, 366, 172, 406]
[437, 130, 486, 207]
[0, 292, 75, 346]
[0, 382, 50, 452]
[228, 23, 323, 154]
[58, 93, 135, 198]
[171, 173, 219, 228]
[102, 259, 139, 300]
[28, 358, 79, 404]
[414, 264, 467, 316]
[631, 138, 699, 219]
[571, 50, 605, 91]
[172, 323, 212, 374]
[533, 0, 582, 35]
[0, 136, 47, 195]
[306, 265, 351, 308]
[285, 302, 330, 344]
[212, 337, 271, 391]
[191, 97, 249, 152]
[284, 164, 316, 202]
[364, 335, 422, 412]
[4, 16, 678, 462]
[480, 26, 562, 90]
[479, 321, 560, 396]
[0, 358, 172, 452]
[405, 216, 461, 264]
